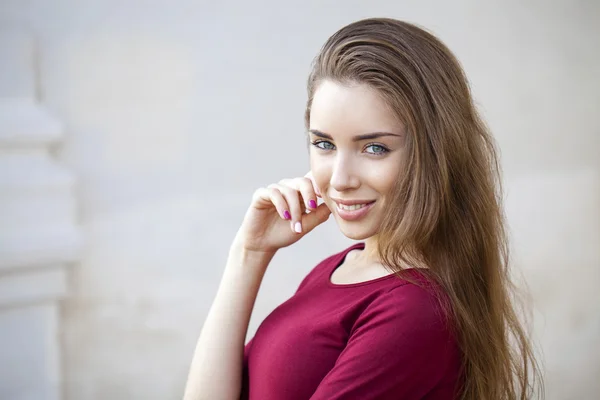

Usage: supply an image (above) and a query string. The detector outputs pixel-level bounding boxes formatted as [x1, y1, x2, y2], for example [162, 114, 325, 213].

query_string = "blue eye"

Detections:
[311, 140, 389, 156]
[365, 144, 389, 155]
[311, 140, 335, 151]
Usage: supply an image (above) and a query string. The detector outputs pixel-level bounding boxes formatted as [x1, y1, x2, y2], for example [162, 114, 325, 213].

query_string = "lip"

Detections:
[332, 199, 376, 221]
[330, 197, 376, 206]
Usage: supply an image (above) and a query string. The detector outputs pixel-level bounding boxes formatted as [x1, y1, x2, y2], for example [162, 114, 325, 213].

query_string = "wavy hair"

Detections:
[304, 18, 543, 400]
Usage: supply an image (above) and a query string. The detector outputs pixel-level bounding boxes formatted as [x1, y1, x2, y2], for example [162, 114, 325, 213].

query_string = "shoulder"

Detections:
[386, 271, 446, 308]
[294, 243, 363, 293]
[341, 277, 461, 387]
[355, 274, 455, 342]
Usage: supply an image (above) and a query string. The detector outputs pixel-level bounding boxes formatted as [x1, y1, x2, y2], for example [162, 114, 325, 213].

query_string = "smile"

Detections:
[337, 203, 370, 211]
[333, 200, 376, 221]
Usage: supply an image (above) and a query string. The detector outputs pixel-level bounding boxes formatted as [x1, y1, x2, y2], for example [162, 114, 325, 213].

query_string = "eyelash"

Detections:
[310, 140, 390, 156]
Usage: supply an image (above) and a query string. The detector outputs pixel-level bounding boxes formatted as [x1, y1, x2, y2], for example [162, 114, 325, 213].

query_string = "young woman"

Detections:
[183, 18, 543, 400]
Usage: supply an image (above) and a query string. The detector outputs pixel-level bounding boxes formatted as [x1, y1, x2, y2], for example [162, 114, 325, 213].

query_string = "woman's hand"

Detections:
[233, 172, 331, 253]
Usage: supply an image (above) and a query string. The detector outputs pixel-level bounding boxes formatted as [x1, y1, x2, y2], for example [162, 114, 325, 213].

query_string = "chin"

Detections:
[341, 231, 373, 241]
[335, 218, 379, 241]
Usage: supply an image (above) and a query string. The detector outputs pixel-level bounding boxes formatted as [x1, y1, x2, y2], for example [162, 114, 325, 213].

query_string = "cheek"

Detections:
[309, 156, 330, 189]
[367, 160, 400, 196]
[310, 168, 330, 193]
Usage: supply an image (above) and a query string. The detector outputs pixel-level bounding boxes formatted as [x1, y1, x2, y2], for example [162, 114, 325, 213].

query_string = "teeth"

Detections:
[337, 203, 368, 211]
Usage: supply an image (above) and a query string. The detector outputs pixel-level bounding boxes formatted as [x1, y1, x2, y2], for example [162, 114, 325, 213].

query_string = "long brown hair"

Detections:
[304, 18, 543, 400]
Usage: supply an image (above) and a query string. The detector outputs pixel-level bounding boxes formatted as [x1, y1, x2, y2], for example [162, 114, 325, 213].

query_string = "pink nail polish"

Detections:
[309, 200, 317, 209]
[284, 210, 291, 220]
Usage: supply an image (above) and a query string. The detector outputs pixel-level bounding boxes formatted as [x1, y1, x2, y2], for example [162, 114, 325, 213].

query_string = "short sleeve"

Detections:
[308, 284, 460, 400]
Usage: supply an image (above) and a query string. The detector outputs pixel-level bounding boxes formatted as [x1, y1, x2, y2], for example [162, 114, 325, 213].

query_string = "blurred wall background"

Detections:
[0, 1, 598, 399]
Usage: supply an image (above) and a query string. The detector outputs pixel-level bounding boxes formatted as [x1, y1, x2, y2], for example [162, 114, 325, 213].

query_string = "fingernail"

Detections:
[294, 222, 302, 233]
[283, 210, 291, 220]
[309, 199, 317, 209]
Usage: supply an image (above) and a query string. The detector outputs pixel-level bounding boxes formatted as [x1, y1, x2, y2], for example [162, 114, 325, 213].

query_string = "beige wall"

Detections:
[0, 0, 598, 399]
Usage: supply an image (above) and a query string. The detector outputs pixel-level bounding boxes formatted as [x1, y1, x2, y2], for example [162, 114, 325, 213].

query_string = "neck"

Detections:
[354, 235, 380, 265]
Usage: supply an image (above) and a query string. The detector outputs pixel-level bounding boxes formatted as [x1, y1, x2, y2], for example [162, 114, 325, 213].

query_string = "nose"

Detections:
[330, 153, 360, 192]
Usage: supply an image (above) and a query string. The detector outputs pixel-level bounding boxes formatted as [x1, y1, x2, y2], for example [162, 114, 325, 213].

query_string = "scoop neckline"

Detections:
[327, 242, 400, 288]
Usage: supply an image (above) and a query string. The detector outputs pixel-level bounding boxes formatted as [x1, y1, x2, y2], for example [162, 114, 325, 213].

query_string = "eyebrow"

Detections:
[308, 129, 402, 141]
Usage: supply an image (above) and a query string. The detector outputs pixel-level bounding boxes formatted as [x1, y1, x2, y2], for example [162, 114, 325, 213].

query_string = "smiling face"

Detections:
[308, 80, 406, 240]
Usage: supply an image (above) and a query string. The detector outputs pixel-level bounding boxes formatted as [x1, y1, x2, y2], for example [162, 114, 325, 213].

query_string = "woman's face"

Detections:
[309, 80, 406, 240]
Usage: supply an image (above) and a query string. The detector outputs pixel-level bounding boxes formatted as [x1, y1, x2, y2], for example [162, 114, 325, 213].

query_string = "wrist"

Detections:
[227, 242, 276, 272]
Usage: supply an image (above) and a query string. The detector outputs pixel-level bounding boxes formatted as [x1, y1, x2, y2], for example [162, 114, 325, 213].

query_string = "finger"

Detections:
[304, 171, 321, 198]
[253, 187, 291, 220]
[269, 183, 303, 233]
[300, 203, 331, 233]
[282, 177, 318, 211]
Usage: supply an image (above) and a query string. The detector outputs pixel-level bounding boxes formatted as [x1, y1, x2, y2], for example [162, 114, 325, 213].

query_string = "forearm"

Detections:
[183, 245, 275, 400]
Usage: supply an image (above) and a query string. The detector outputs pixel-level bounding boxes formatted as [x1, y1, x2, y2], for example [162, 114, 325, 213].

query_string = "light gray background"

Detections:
[1, 1, 599, 399]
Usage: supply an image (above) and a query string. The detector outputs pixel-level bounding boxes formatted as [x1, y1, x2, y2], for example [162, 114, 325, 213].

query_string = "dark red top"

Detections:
[241, 242, 463, 399]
